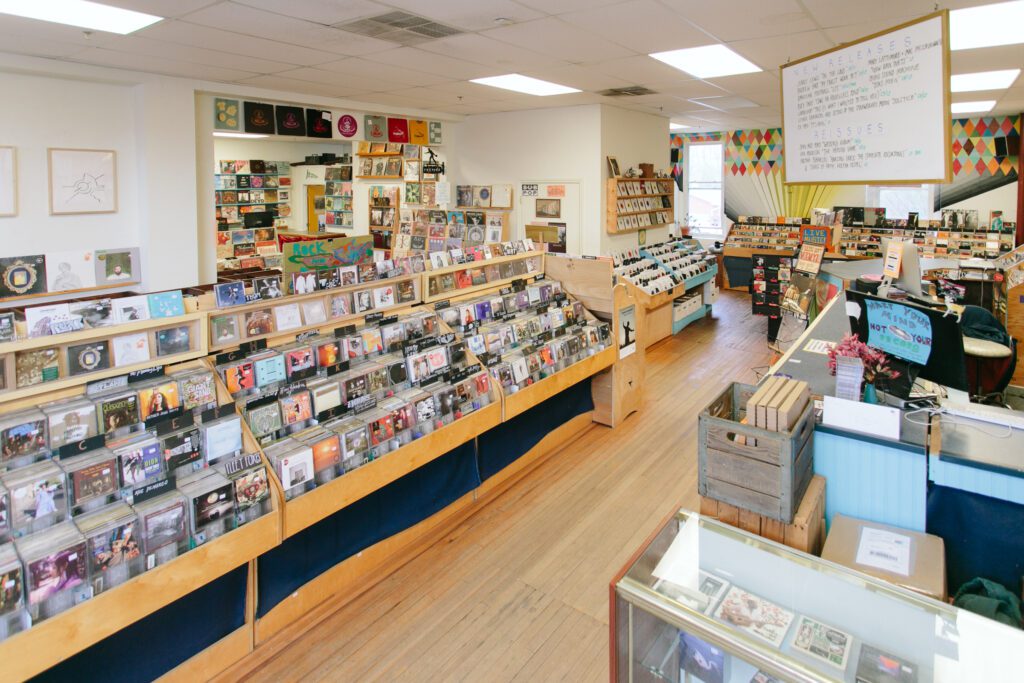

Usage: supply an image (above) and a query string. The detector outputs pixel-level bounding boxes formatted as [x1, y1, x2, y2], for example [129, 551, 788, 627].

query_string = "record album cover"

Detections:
[0, 255, 46, 298]
[275, 105, 305, 136]
[306, 108, 332, 138]
[244, 101, 275, 134]
[67, 341, 111, 376]
[713, 587, 794, 648]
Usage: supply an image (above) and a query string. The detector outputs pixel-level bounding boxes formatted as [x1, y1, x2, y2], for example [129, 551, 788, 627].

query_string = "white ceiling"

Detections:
[0, 0, 1021, 130]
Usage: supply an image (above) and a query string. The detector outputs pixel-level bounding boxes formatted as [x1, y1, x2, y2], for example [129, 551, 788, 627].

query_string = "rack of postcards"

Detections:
[215, 159, 290, 271]
[612, 239, 718, 344]
[205, 258, 425, 352]
[0, 343, 281, 679]
[0, 291, 207, 403]
[324, 163, 353, 231]
[606, 177, 674, 233]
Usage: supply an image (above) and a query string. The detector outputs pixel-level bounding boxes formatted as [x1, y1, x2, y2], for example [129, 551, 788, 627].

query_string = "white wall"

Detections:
[600, 105, 672, 254]
[0, 71, 142, 270]
[449, 105, 602, 255]
[942, 182, 1018, 221]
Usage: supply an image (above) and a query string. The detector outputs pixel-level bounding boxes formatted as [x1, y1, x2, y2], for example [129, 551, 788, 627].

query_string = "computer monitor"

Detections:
[845, 289, 968, 396]
[880, 237, 924, 298]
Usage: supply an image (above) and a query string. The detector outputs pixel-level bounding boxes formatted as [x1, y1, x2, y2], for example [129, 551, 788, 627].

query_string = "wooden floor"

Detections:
[230, 291, 771, 682]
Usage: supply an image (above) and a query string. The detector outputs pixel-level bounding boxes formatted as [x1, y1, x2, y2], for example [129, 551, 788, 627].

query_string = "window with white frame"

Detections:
[867, 185, 934, 221]
[684, 142, 725, 238]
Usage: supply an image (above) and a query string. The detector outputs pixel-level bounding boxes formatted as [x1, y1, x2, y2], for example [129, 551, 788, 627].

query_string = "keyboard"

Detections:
[940, 400, 1024, 430]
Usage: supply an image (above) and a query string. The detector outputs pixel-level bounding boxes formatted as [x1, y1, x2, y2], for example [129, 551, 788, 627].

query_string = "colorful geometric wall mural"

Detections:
[950, 116, 1019, 177]
[669, 115, 1020, 179]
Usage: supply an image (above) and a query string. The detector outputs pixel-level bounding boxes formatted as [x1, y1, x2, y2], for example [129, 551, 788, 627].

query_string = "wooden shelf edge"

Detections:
[503, 345, 617, 421]
[0, 280, 143, 307]
[157, 623, 253, 682]
[606, 222, 672, 235]
[282, 395, 501, 538]
[0, 511, 278, 682]
[0, 311, 206, 356]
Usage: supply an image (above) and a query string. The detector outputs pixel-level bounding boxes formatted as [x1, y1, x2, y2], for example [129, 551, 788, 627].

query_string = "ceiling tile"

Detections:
[559, 1, 711, 53]
[377, 85, 494, 105]
[103, 35, 297, 74]
[423, 80, 523, 101]
[800, 0, 940, 29]
[231, 0, 386, 24]
[181, 1, 393, 54]
[314, 57, 453, 87]
[480, 17, 634, 63]
[652, 80, 730, 99]
[417, 33, 571, 71]
[515, 0, 629, 14]
[379, 0, 545, 31]
[0, 32, 91, 59]
[365, 48, 494, 81]
[0, 15, 125, 47]
[584, 55, 702, 89]
[231, 74, 361, 99]
[518, 64, 634, 92]
[951, 44, 1024, 75]
[703, 71, 780, 98]
[822, 19, 907, 45]
[136, 20, 337, 67]
[728, 30, 834, 72]
[662, 0, 817, 42]
[70, 47, 259, 81]
[104, 0, 222, 18]
[271, 66, 410, 93]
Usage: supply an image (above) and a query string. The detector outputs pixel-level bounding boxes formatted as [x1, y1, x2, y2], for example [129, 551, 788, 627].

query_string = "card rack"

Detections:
[606, 177, 675, 233]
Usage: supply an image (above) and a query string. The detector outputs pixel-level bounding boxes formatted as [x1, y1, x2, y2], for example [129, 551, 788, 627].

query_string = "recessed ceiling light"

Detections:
[649, 45, 761, 79]
[470, 74, 580, 96]
[951, 69, 1020, 92]
[951, 100, 996, 114]
[0, 0, 162, 34]
[213, 132, 270, 139]
[669, 123, 690, 130]
[951, 1, 1024, 50]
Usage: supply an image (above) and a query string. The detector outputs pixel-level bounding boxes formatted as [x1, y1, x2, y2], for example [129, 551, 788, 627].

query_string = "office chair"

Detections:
[960, 305, 1018, 404]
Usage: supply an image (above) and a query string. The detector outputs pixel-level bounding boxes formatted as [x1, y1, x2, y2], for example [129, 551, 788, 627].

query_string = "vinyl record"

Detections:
[306, 109, 332, 138]
[244, 101, 275, 134]
[275, 106, 306, 136]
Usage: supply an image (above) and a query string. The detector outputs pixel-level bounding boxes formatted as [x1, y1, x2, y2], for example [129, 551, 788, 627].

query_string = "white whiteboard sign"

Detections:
[782, 12, 950, 185]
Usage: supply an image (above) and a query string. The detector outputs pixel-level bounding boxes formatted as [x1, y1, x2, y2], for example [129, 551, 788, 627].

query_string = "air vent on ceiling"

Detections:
[335, 11, 463, 46]
[599, 86, 657, 97]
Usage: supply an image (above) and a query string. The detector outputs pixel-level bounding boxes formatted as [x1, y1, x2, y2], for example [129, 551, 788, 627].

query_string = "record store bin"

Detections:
[609, 509, 1024, 683]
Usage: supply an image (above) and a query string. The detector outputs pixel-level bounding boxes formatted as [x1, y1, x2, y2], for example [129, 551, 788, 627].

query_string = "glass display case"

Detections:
[611, 509, 1024, 682]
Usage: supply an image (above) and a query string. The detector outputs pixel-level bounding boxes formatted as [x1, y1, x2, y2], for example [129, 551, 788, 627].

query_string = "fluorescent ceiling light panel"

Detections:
[469, 74, 580, 96]
[670, 123, 690, 130]
[951, 1, 1024, 50]
[950, 69, 1020, 92]
[213, 132, 270, 139]
[951, 100, 996, 114]
[0, 0, 162, 34]
[649, 45, 761, 79]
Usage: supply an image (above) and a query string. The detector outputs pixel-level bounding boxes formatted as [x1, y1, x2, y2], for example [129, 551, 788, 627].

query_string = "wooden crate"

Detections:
[698, 382, 814, 523]
[700, 475, 826, 555]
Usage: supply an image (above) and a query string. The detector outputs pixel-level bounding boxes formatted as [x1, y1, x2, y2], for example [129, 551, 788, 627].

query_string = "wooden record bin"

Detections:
[0, 312, 209, 405]
[249, 252, 644, 651]
[0, 357, 283, 681]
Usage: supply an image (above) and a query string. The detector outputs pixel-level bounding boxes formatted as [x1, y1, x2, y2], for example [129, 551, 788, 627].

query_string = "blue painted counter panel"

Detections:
[929, 455, 1024, 505]
[813, 429, 928, 532]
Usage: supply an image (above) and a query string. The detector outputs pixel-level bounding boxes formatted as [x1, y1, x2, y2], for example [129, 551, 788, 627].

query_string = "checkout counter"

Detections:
[769, 290, 1024, 595]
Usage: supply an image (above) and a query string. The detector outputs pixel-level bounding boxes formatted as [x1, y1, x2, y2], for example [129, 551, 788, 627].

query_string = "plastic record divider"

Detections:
[0, 357, 284, 682]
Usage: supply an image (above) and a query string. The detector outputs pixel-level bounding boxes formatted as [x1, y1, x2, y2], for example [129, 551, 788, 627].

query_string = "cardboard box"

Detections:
[821, 514, 946, 602]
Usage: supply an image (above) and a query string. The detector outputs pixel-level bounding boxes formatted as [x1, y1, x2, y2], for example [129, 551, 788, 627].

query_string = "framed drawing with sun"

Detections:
[48, 148, 118, 215]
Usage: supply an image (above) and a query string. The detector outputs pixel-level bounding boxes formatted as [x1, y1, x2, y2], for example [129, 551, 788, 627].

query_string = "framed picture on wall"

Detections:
[607, 156, 620, 179]
[48, 148, 117, 215]
[0, 146, 16, 216]
[536, 198, 561, 219]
